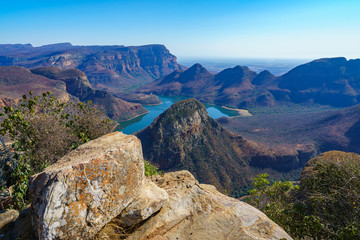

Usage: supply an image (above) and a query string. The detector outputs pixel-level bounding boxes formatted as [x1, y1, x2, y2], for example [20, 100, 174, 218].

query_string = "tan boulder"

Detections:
[126, 170, 292, 240]
[30, 132, 144, 240]
[119, 179, 169, 227]
[0, 209, 19, 230]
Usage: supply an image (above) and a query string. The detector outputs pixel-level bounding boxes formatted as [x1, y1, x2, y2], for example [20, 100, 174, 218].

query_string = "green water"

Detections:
[117, 96, 239, 134]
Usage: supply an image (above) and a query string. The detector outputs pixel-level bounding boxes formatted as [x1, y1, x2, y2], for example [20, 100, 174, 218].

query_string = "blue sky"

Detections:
[0, 0, 359, 59]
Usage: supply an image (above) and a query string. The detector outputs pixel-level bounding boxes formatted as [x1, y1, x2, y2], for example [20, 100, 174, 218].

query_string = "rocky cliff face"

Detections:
[136, 99, 315, 194]
[0, 132, 292, 240]
[30, 132, 144, 239]
[31, 67, 148, 121]
[0, 43, 185, 92]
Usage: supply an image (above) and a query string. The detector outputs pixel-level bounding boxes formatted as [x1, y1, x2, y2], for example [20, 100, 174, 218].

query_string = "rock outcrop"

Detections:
[30, 132, 144, 240]
[97, 171, 292, 240]
[117, 179, 168, 227]
[23, 131, 292, 240]
[136, 98, 315, 194]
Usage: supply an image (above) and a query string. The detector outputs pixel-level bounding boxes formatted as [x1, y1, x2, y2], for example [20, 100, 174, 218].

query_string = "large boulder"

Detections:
[125, 171, 292, 240]
[29, 132, 144, 240]
[119, 179, 169, 227]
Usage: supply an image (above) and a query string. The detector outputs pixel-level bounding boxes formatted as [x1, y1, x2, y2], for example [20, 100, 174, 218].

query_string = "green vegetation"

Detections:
[0, 92, 116, 209]
[247, 103, 338, 115]
[246, 151, 360, 239]
[144, 160, 163, 176]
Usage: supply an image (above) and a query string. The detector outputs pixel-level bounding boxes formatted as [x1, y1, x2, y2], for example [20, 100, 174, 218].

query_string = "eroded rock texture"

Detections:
[125, 171, 292, 240]
[30, 132, 144, 240]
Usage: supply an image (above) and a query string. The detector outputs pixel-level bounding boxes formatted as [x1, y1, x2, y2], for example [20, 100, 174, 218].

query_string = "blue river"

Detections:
[116, 96, 239, 134]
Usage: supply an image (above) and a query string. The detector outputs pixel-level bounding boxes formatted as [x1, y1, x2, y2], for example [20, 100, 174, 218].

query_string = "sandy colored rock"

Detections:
[0, 209, 19, 230]
[119, 178, 169, 227]
[30, 132, 144, 240]
[125, 171, 292, 240]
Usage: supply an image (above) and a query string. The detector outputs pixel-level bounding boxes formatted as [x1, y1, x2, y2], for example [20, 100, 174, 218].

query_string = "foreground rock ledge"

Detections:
[98, 170, 293, 240]
[30, 132, 144, 240]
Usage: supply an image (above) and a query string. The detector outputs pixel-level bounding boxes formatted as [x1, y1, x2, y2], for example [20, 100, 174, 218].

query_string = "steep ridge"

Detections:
[0, 43, 185, 92]
[138, 57, 360, 108]
[30, 67, 148, 121]
[278, 57, 360, 107]
[137, 63, 287, 108]
[135, 99, 315, 194]
[0, 66, 71, 107]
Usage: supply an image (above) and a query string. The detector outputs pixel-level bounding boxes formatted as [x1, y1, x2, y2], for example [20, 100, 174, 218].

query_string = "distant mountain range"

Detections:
[136, 99, 315, 195]
[2, 43, 359, 109]
[0, 66, 148, 121]
[0, 43, 185, 92]
[137, 57, 360, 108]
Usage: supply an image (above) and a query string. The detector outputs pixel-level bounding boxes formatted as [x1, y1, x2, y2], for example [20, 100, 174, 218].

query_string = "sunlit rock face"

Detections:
[30, 132, 144, 240]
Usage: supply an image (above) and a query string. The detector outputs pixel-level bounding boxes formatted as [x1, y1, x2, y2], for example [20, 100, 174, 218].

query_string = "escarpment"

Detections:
[0, 43, 185, 92]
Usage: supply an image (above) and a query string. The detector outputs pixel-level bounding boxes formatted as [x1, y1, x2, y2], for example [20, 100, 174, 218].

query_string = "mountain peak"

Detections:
[233, 65, 250, 71]
[158, 98, 207, 121]
[135, 98, 305, 194]
[135, 99, 255, 192]
[187, 63, 208, 72]
[214, 65, 257, 88]
[252, 70, 276, 85]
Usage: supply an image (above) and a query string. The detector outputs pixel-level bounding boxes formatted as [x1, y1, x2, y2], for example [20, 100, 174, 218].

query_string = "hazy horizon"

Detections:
[1, 0, 359, 59]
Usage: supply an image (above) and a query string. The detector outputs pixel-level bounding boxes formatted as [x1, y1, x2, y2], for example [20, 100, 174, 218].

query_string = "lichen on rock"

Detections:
[30, 132, 144, 240]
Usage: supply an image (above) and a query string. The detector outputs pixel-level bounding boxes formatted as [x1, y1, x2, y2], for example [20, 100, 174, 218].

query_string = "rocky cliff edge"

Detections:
[1, 132, 292, 240]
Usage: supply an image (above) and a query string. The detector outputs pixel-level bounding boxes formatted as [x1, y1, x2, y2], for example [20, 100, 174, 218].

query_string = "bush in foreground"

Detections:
[0, 92, 117, 209]
[246, 151, 360, 239]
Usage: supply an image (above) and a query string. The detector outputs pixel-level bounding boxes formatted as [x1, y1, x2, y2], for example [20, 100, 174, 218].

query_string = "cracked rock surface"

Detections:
[124, 170, 292, 240]
[30, 132, 144, 240]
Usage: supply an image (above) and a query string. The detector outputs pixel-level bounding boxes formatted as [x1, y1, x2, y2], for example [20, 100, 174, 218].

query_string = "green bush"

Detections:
[245, 151, 360, 239]
[0, 92, 116, 209]
[144, 160, 163, 176]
